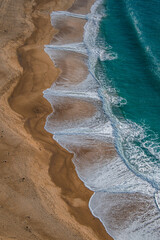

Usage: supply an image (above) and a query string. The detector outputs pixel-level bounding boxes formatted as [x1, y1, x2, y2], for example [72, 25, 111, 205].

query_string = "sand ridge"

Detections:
[0, 0, 113, 239]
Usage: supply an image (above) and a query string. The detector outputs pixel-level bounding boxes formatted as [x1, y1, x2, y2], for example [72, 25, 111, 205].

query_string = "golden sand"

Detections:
[0, 0, 113, 239]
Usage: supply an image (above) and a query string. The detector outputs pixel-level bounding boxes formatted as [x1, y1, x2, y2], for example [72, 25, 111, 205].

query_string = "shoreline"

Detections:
[44, 0, 117, 238]
[48, 1, 160, 240]
[0, 0, 112, 239]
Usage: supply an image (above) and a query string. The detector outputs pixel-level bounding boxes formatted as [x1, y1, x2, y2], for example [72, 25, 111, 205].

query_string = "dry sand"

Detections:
[0, 0, 113, 239]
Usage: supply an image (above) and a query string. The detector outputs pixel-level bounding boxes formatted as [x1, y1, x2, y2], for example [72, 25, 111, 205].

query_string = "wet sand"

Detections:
[0, 0, 113, 239]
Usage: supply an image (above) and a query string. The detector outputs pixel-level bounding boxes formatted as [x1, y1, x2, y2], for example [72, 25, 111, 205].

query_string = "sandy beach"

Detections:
[0, 0, 113, 239]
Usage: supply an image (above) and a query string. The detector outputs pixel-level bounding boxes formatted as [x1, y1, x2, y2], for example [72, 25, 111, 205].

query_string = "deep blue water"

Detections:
[95, 0, 160, 188]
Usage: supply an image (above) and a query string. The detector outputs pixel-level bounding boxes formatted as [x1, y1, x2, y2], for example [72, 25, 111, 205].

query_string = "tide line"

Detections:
[45, 42, 88, 55]
[44, 89, 100, 100]
[51, 11, 89, 20]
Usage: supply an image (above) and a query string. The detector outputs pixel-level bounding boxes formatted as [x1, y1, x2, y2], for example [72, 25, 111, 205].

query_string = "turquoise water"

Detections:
[95, 0, 160, 188]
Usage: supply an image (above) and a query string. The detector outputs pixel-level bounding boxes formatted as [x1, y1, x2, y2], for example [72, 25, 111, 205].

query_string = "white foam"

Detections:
[90, 192, 160, 240]
[50, 73, 99, 92]
[155, 191, 160, 210]
[51, 11, 88, 19]
[44, 89, 100, 100]
[45, 42, 88, 55]
[100, 87, 160, 189]
[54, 135, 153, 194]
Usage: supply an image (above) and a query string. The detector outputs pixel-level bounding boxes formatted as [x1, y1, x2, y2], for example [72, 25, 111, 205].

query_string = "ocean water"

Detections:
[44, 0, 160, 239]
[96, 0, 160, 188]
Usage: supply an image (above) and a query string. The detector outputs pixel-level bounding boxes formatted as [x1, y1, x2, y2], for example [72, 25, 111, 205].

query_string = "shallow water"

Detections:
[44, 0, 160, 239]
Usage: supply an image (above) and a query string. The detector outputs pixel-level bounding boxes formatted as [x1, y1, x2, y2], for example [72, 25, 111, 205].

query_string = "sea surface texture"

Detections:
[44, 0, 160, 239]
